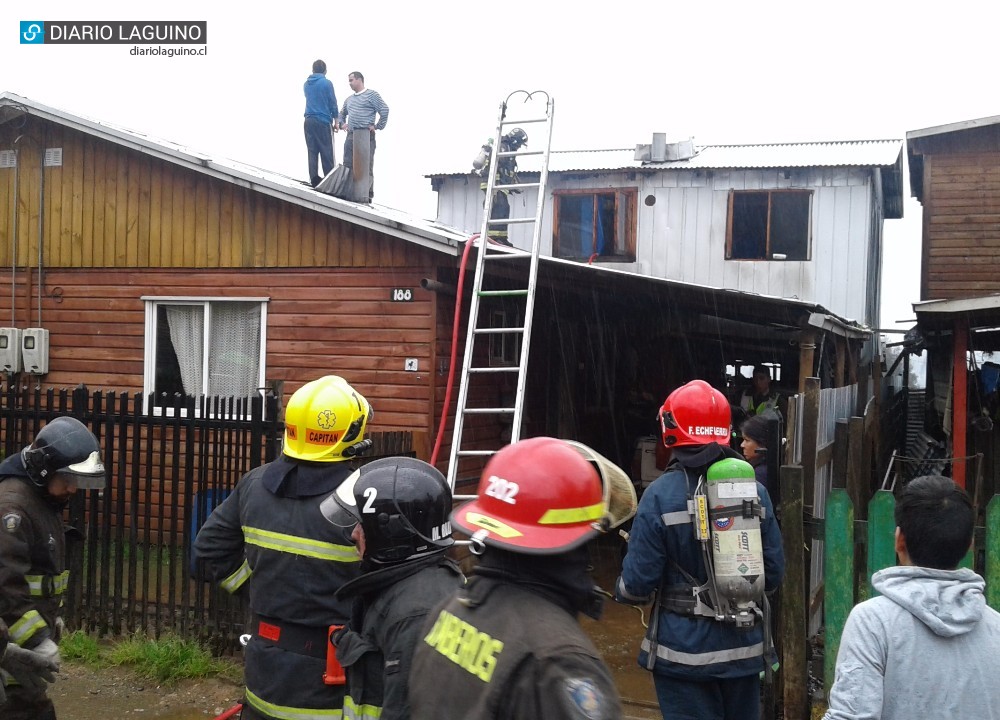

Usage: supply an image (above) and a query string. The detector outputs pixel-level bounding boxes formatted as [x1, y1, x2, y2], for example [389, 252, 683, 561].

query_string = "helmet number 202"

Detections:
[484, 475, 519, 504]
[361, 487, 378, 513]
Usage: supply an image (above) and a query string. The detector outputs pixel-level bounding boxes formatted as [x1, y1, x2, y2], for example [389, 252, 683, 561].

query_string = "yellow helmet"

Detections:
[283, 376, 373, 462]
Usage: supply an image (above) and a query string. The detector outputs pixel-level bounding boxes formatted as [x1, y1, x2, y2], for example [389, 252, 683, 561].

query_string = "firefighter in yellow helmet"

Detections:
[194, 376, 373, 720]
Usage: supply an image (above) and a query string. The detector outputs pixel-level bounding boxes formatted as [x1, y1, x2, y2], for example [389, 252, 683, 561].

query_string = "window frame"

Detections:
[552, 187, 638, 262]
[725, 189, 813, 261]
[141, 296, 269, 416]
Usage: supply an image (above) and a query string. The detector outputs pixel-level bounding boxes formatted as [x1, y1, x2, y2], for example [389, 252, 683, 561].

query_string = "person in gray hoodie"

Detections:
[824, 474, 1000, 720]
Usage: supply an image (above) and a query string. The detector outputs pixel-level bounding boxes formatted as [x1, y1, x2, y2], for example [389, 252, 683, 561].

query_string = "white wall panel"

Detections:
[434, 166, 878, 323]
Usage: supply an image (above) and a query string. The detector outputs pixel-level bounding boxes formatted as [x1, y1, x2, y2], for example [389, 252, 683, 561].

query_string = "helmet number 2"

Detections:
[362, 487, 378, 513]
[484, 475, 519, 504]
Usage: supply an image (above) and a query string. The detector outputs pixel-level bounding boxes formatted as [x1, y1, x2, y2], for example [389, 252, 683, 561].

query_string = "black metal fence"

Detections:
[0, 385, 415, 653]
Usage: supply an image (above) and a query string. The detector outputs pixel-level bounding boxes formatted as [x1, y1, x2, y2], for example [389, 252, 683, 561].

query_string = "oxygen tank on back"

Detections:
[705, 457, 764, 626]
[472, 138, 494, 174]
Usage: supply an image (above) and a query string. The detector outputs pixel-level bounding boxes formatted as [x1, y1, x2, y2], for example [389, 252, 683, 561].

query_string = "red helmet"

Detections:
[452, 437, 636, 555]
[658, 379, 731, 447]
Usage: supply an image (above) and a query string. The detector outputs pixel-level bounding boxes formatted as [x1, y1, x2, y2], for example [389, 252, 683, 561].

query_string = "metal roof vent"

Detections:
[635, 134, 698, 163]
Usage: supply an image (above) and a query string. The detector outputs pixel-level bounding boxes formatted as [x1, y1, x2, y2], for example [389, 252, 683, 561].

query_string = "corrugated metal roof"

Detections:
[427, 139, 903, 177]
[907, 115, 1000, 141]
[0, 92, 467, 253]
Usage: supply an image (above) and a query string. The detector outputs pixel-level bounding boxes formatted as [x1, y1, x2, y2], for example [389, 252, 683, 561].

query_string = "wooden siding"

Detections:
[0, 266, 441, 432]
[923, 152, 1000, 300]
[435, 168, 878, 325]
[0, 117, 430, 271]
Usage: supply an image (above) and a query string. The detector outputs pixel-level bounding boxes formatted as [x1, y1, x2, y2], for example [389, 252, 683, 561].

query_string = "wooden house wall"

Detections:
[921, 152, 1000, 301]
[434, 167, 878, 325]
[0, 267, 440, 430]
[0, 117, 432, 272]
[0, 116, 453, 435]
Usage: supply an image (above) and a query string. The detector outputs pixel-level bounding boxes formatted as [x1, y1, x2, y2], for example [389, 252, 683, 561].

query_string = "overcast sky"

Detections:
[3, 1, 997, 334]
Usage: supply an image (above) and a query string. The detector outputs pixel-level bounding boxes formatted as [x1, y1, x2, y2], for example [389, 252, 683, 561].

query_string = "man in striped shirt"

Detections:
[337, 71, 389, 202]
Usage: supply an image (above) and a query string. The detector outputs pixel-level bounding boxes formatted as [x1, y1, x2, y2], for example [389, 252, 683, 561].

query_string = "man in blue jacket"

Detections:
[303, 59, 338, 187]
[617, 379, 784, 720]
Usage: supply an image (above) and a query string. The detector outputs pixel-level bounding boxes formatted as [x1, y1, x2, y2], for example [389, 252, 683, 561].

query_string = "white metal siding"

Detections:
[434, 166, 877, 323]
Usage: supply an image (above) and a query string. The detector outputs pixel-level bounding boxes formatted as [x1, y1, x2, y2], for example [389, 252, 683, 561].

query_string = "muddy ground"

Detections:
[50, 662, 243, 719]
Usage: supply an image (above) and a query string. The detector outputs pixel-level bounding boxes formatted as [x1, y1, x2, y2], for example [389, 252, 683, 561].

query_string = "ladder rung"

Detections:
[494, 182, 540, 191]
[483, 250, 531, 260]
[478, 289, 528, 297]
[463, 407, 515, 414]
[468, 366, 519, 373]
[501, 117, 548, 125]
[497, 149, 543, 158]
[457, 450, 499, 457]
[473, 326, 525, 335]
[487, 216, 534, 225]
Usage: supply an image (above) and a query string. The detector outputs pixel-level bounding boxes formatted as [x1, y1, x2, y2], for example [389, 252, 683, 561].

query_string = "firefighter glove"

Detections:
[1, 642, 59, 691]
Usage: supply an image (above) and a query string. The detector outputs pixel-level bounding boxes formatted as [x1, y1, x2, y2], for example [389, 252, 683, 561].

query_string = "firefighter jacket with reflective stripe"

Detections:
[409, 575, 623, 720]
[335, 554, 464, 720]
[616, 463, 785, 680]
[0, 476, 65, 650]
[194, 461, 361, 720]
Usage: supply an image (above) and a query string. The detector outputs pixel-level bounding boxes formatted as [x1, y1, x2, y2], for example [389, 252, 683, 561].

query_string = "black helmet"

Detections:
[320, 456, 453, 565]
[503, 128, 528, 150]
[22, 416, 106, 489]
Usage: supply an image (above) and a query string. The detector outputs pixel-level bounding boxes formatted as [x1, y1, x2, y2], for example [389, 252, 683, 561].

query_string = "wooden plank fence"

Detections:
[820, 489, 1000, 697]
[0, 384, 421, 651]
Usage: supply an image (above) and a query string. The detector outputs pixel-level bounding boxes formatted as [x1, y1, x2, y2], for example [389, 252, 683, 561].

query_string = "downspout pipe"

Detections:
[37, 139, 44, 327]
[10, 143, 18, 327]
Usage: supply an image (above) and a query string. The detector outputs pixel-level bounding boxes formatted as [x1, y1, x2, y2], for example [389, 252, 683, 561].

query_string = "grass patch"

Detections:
[61, 630, 241, 685]
[60, 631, 102, 664]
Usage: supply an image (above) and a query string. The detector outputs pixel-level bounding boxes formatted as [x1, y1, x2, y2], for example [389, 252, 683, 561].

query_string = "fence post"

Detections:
[801, 378, 821, 513]
[824, 488, 854, 699]
[987, 495, 1000, 612]
[779, 465, 808, 720]
[867, 490, 896, 598]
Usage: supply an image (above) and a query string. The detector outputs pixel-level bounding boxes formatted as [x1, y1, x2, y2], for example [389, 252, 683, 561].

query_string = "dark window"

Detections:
[553, 189, 637, 261]
[727, 190, 811, 260]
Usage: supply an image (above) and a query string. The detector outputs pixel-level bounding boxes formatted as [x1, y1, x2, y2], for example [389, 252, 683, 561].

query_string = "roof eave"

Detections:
[0, 92, 460, 256]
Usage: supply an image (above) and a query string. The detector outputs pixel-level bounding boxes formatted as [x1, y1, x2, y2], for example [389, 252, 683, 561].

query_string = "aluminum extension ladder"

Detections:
[446, 91, 554, 494]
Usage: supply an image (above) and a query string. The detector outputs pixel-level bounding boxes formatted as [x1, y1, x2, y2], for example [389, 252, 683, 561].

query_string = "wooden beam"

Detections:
[801, 377, 821, 513]
[780, 465, 808, 720]
[954, 318, 968, 488]
[798, 330, 817, 394]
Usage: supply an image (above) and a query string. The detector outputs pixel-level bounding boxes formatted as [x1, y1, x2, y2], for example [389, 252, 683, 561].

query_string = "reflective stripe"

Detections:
[343, 695, 382, 720]
[9, 610, 46, 645]
[615, 576, 652, 604]
[641, 637, 763, 665]
[243, 526, 359, 563]
[25, 570, 70, 597]
[245, 688, 344, 719]
[220, 560, 252, 594]
[661, 511, 692, 527]
[539, 501, 604, 525]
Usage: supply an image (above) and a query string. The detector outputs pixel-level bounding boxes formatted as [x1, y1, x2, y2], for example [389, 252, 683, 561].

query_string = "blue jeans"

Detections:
[653, 673, 760, 720]
[304, 117, 334, 187]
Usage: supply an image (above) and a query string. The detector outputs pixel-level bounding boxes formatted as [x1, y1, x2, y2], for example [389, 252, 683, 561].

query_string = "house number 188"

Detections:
[392, 288, 413, 302]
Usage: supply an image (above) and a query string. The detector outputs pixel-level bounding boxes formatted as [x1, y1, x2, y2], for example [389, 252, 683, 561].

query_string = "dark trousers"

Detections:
[343, 129, 376, 200]
[653, 673, 760, 720]
[2, 685, 57, 720]
[304, 117, 335, 187]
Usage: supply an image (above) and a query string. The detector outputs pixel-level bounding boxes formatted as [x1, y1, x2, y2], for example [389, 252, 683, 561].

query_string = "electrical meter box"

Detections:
[0, 328, 22, 373]
[22, 328, 50, 375]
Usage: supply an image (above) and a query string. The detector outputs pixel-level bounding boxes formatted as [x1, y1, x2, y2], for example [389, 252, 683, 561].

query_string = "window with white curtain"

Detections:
[142, 297, 268, 413]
